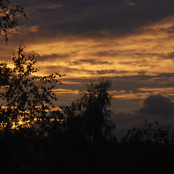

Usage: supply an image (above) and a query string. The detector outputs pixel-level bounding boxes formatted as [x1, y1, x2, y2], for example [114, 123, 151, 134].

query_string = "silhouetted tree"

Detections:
[61, 79, 116, 145]
[0, 0, 27, 42]
[0, 43, 63, 137]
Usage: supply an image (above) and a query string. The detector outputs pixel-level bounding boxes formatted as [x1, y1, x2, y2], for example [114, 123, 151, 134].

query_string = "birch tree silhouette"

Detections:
[61, 79, 116, 144]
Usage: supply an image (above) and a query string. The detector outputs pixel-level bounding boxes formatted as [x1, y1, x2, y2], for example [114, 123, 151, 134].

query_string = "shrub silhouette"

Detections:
[120, 119, 174, 174]
[122, 119, 172, 144]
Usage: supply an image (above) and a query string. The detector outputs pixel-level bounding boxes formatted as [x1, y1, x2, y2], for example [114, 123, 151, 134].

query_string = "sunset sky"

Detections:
[1, 0, 174, 139]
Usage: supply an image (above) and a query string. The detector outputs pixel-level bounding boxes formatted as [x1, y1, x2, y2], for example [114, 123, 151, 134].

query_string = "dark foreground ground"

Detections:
[1, 133, 174, 174]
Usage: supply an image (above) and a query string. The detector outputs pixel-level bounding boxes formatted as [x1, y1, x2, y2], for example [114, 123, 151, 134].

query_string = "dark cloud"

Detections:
[135, 93, 174, 118]
[69, 59, 112, 65]
[137, 71, 147, 75]
[109, 73, 174, 95]
[42, 65, 130, 76]
[118, 60, 154, 68]
[158, 73, 174, 78]
[92, 50, 118, 57]
[96, 70, 128, 75]
[41, 65, 82, 73]
[41, 65, 120, 76]
[118, 61, 139, 65]
[161, 52, 174, 59]
[36, 52, 77, 62]
[10, 0, 174, 40]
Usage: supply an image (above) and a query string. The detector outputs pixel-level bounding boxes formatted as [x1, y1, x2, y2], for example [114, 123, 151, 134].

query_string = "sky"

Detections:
[1, 0, 174, 140]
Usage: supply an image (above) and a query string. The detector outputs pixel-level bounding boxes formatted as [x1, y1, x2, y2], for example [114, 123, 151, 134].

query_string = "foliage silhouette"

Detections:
[0, 0, 27, 42]
[120, 119, 174, 174]
[122, 119, 173, 144]
[0, 43, 63, 137]
[60, 79, 116, 145]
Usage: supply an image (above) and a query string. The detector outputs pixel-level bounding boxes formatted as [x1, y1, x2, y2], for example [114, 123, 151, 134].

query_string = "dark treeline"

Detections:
[0, 1, 174, 173]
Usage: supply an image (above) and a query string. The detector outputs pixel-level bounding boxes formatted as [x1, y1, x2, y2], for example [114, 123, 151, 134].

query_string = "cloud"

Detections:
[161, 52, 174, 59]
[137, 71, 147, 75]
[126, 2, 136, 6]
[96, 70, 128, 75]
[69, 59, 112, 65]
[12, 0, 174, 41]
[36, 53, 75, 62]
[113, 91, 150, 100]
[137, 87, 174, 93]
[46, 3, 65, 9]
[92, 50, 118, 57]
[135, 93, 174, 118]
[52, 88, 79, 94]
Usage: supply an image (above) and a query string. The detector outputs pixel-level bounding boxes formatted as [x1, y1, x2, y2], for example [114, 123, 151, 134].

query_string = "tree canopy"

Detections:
[61, 79, 116, 144]
[0, 0, 27, 42]
[0, 43, 63, 137]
